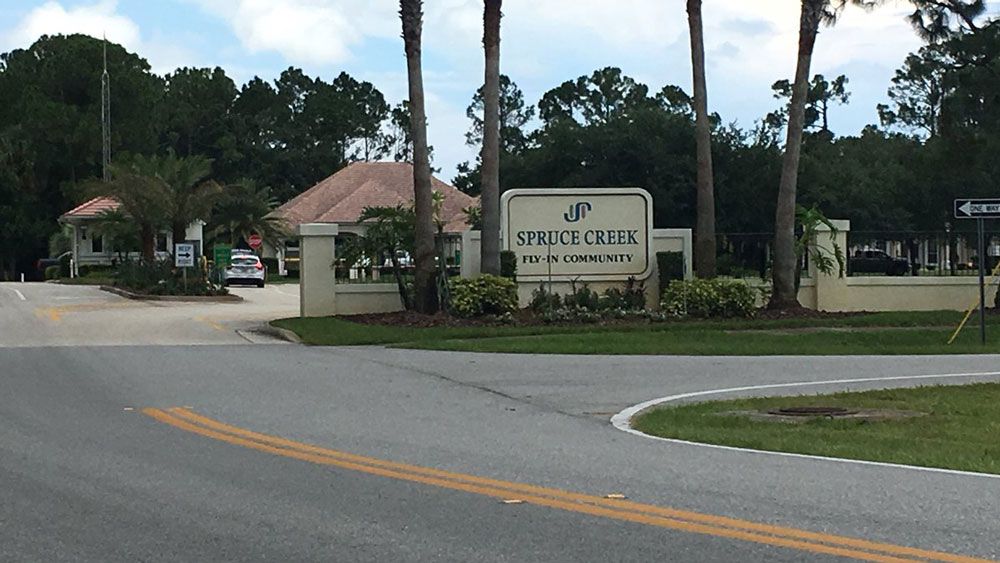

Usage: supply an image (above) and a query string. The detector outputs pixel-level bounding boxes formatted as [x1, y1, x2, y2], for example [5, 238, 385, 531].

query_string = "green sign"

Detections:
[213, 244, 232, 267]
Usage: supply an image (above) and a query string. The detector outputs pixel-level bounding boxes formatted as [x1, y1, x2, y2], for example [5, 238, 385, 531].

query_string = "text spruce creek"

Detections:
[515, 229, 641, 247]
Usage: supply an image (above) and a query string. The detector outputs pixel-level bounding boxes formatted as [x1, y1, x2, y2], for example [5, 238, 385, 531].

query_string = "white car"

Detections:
[224, 255, 266, 288]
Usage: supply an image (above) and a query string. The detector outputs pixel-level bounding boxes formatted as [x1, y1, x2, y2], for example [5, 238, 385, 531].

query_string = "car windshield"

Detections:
[231, 257, 258, 267]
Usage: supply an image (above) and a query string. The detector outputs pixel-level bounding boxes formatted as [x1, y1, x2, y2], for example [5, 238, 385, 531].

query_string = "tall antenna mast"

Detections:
[101, 35, 111, 182]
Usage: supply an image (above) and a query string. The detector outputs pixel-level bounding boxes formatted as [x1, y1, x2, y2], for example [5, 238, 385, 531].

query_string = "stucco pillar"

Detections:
[812, 219, 850, 312]
[299, 223, 339, 318]
[460, 230, 482, 279]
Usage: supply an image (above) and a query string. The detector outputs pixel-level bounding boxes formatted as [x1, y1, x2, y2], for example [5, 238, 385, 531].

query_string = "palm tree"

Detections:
[480, 0, 502, 276]
[687, 0, 716, 279]
[92, 208, 140, 262]
[341, 205, 416, 310]
[400, 0, 438, 313]
[769, 0, 881, 310]
[160, 153, 222, 247]
[92, 156, 172, 261]
[209, 180, 289, 247]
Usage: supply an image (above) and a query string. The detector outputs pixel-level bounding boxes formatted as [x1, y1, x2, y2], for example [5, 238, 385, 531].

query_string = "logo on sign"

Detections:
[563, 202, 592, 223]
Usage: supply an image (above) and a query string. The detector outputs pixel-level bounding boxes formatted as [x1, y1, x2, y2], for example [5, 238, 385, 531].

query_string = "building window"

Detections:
[91, 235, 103, 254]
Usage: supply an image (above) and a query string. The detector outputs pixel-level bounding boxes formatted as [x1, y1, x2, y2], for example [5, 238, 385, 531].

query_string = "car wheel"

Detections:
[257, 281, 265, 288]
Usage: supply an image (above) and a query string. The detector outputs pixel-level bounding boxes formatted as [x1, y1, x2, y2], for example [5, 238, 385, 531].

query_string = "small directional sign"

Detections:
[174, 243, 195, 268]
[213, 244, 232, 268]
[955, 198, 1000, 219]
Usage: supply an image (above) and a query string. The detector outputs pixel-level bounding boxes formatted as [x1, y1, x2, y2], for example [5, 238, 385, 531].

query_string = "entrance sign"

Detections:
[955, 199, 1000, 219]
[501, 188, 653, 282]
[174, 243, 195, 268]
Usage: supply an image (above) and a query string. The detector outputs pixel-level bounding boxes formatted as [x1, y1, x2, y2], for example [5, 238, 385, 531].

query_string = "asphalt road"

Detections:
[1, 282, 998, 562]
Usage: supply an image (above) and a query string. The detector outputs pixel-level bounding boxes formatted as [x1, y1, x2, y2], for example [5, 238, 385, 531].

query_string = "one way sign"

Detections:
[955, 199, 1000, 219]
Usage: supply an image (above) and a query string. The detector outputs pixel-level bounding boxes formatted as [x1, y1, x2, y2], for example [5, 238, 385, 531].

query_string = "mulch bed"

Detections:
[754, 307, 864, 320]
[341, 306, 864, 329]
[342, 310, 587, 328]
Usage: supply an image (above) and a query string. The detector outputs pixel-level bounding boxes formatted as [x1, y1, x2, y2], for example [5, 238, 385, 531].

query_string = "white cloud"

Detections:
[2, 0, 141, 51]
[0, 0, 206, 75]
[189, 0, 398, 65]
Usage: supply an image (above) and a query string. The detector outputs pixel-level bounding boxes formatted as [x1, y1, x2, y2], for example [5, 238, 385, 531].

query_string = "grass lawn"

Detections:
[273, 310, 1000, 354]
[632, 383, 1000, 475]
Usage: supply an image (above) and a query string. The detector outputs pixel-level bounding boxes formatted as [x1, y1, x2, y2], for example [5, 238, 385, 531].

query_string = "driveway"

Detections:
[0, 281, 299, 347]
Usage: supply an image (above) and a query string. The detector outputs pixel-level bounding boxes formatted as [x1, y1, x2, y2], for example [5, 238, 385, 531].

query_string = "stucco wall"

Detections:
[834, 277, 994, 312]
[334, 284, 404, 315]
[464, 228, 693, 309]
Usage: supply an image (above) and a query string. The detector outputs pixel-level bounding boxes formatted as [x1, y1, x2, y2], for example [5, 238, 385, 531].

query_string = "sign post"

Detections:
[175, 243, 195, 293]
[954, 198, 1000, 345]
[978, 218, 987, 345]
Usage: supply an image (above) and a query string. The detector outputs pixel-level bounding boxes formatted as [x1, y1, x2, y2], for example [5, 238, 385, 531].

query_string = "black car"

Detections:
[849, 249, 910, 276]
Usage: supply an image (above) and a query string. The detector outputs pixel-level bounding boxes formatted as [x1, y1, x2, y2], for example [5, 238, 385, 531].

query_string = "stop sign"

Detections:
[248, 234, 263, 249]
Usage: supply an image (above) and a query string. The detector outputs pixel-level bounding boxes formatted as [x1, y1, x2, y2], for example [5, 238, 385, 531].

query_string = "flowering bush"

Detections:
[660, 278, 756, 319]
[450, 274, 519, 318]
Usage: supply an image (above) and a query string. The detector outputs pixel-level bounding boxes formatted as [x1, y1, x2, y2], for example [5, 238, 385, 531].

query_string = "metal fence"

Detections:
[846, 230, 1000, 277]
[335, 233, 463, 282]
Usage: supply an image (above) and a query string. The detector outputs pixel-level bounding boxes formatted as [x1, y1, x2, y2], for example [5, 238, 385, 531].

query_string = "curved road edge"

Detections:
[610, 370, 1000, 480]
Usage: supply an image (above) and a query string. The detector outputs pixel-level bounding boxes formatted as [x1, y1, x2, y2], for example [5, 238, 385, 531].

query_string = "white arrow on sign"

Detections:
[957, 201, 1000, 217]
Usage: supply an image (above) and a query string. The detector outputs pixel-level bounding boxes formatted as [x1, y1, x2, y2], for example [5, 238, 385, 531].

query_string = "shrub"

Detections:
[601, 277, 646, 311]
[657, 251, 685, 295]
[450, 274, 519, 318]
[116, 260, 226, 296]
[79, 265, 115, 278]
[660, 278, 756, 319]
[500, 250, 517, 280]
[563, 281, 600, 310]
[59, 254, 71, 278]
[529, 283, 562, 312]
[44, 265, 61, 280]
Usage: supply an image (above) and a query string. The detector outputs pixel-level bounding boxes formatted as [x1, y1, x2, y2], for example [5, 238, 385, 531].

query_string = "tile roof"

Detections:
[60, 197, 121, 220]
[274, 162, 475, 233]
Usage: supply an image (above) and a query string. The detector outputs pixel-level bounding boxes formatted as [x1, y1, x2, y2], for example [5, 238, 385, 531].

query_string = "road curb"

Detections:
[264, 324, 303, 344]
[100, 285, 244, 303]
[611, 371, 1000, 480]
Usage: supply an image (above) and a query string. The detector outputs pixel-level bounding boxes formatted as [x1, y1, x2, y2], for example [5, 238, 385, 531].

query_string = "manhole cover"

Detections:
[767, 406, 859, 417]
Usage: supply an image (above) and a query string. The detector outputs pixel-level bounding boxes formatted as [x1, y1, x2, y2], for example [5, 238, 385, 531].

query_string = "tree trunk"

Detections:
[171, 221, 187, 252]
[140, 222, 156, 262]
[769, 0, 823, 310]
[480, 0, 502, 276]
[401, 0, 438, 314]
[687, 0, 716, 279]
[475, 2, 503, 275]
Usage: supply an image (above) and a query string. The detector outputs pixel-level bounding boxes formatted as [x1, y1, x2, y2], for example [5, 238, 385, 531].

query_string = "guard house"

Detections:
[266, 162, 474, 276]
[59, 196, 204, 273]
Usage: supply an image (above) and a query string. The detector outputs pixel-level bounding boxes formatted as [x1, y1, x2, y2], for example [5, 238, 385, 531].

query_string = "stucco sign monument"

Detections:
[501, 187, 653, 282]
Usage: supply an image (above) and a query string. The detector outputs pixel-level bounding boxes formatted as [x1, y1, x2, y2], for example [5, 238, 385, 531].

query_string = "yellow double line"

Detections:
[144, 407, 989, 563]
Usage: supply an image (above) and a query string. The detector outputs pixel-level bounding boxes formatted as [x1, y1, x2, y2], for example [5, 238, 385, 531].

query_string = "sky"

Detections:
[1, 0, 997, 182]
